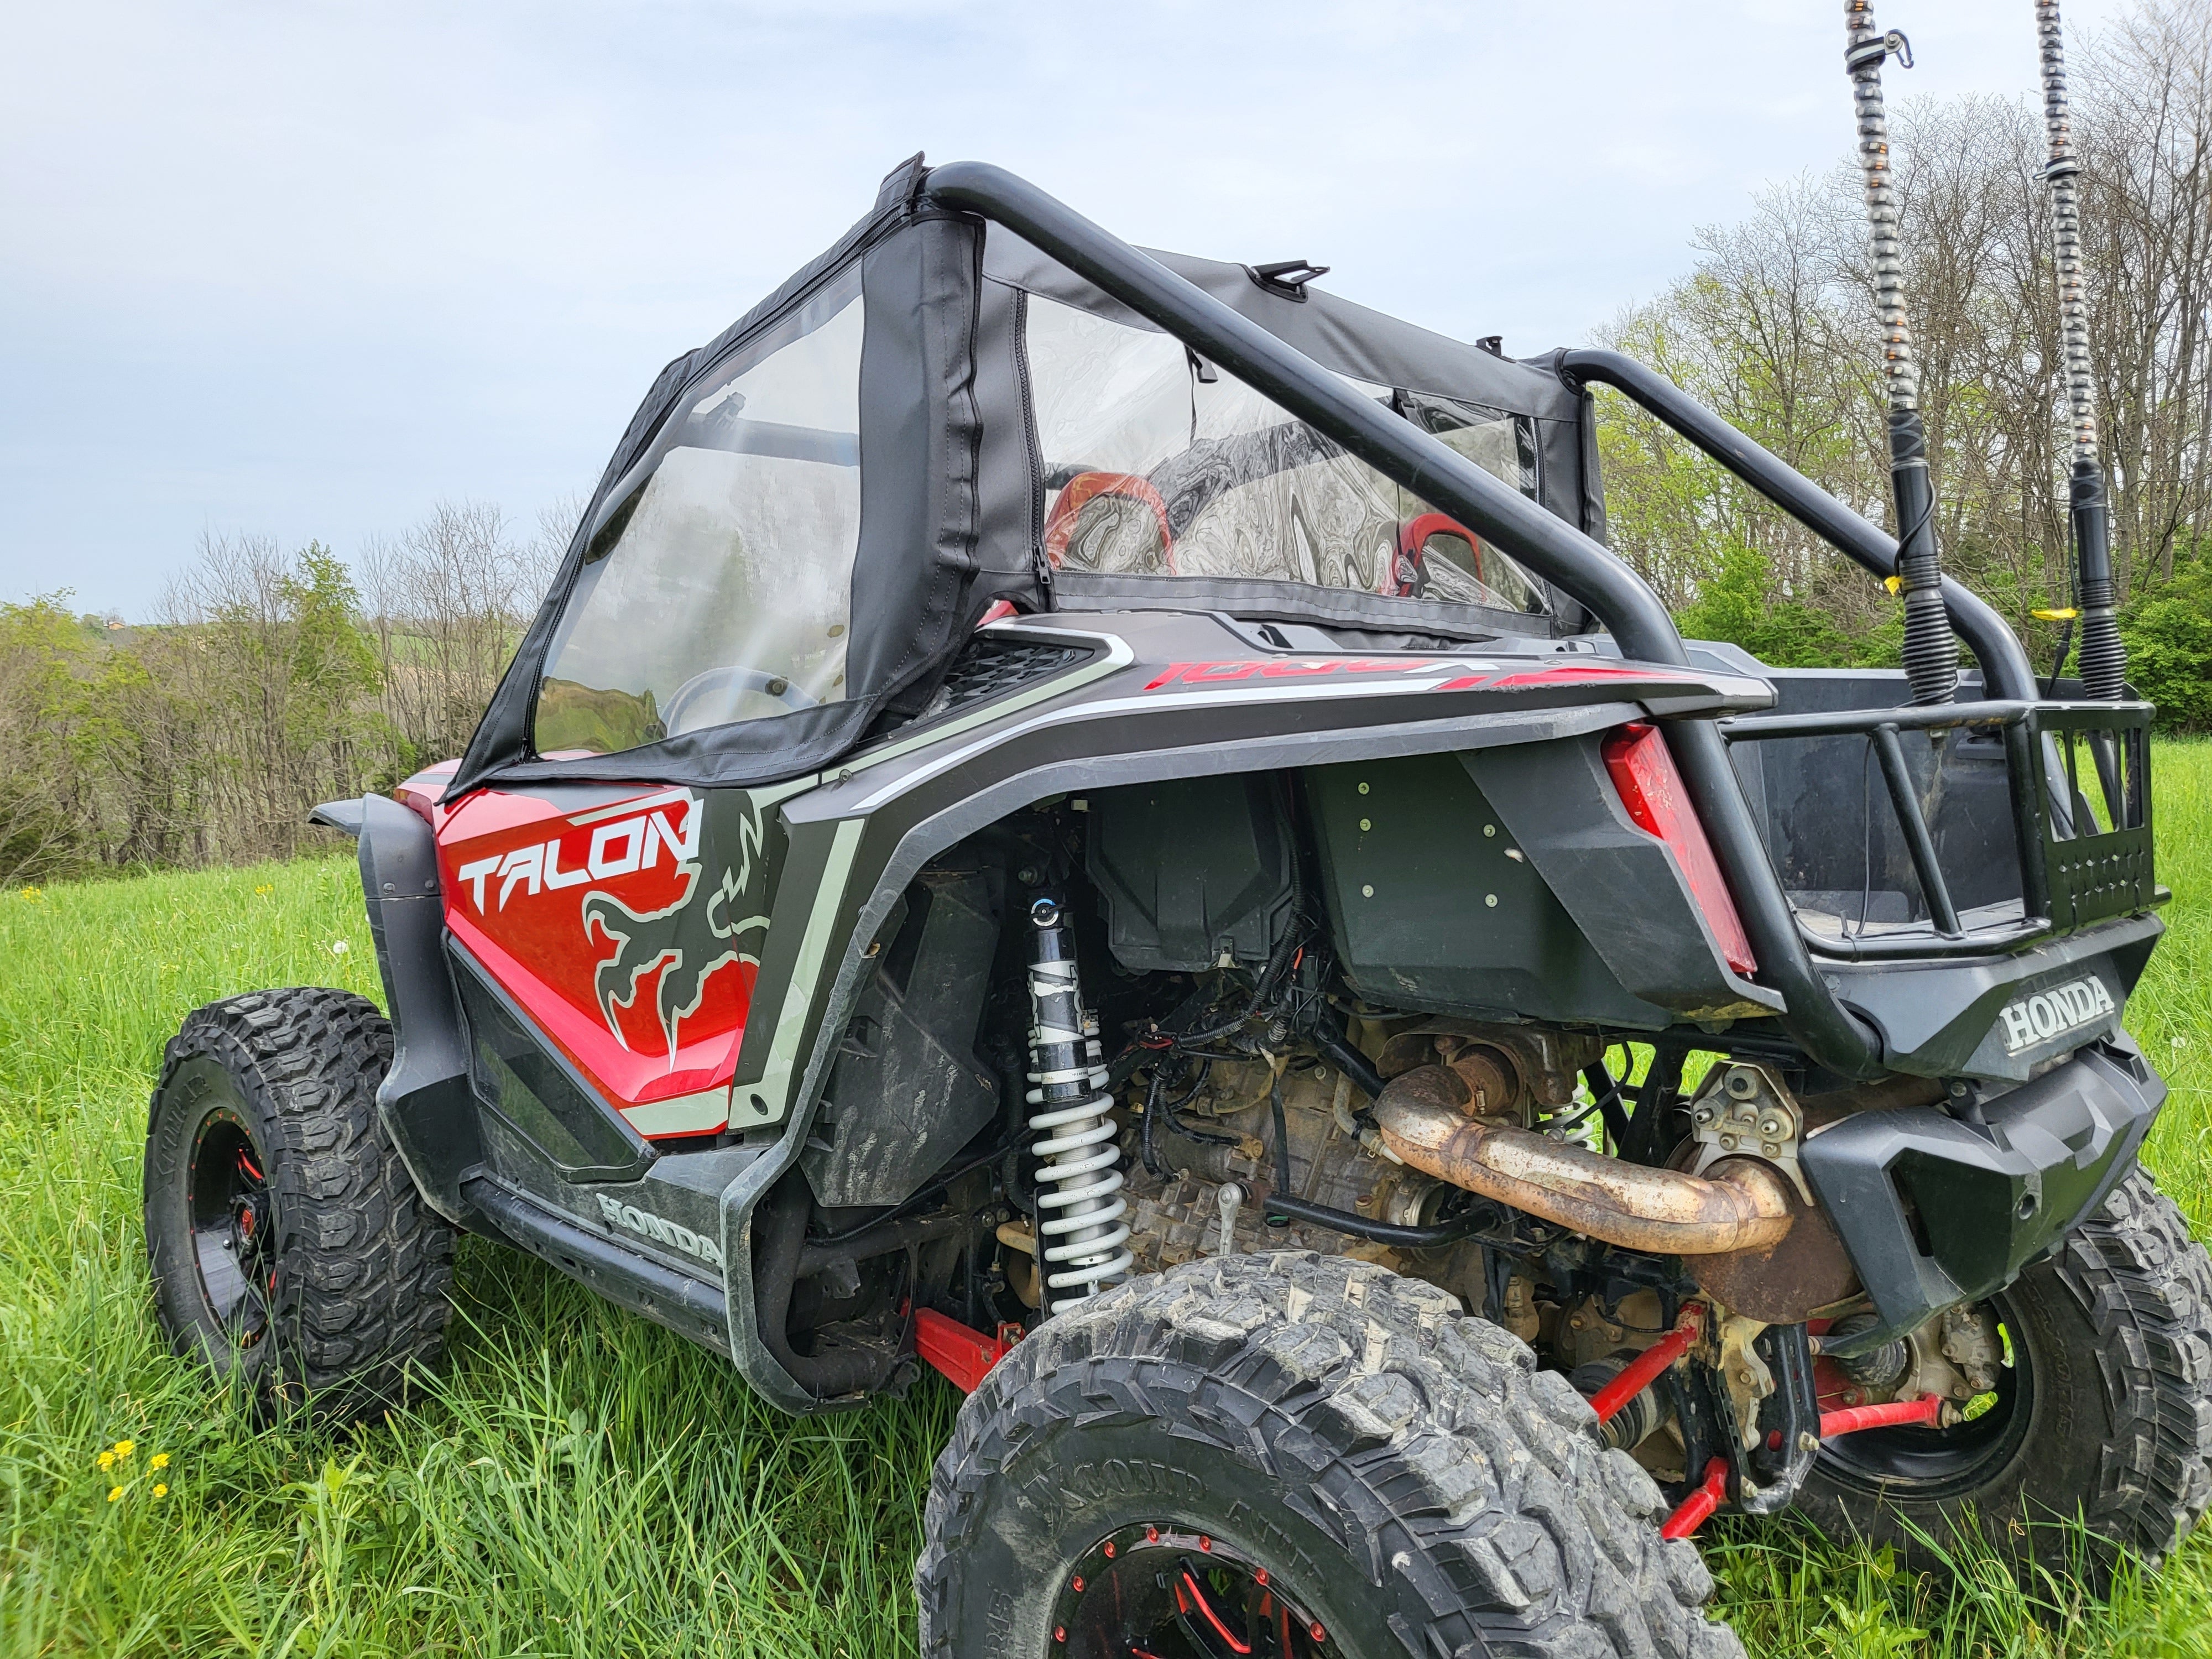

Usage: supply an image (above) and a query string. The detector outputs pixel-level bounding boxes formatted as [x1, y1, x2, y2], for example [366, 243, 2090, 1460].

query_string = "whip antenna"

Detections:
[1845, 2, 1959, 705]
[2034, 0, 2128, 698]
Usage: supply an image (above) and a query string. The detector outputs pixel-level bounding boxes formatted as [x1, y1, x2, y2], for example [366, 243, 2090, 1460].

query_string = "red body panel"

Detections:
[431, 780, 758, 1136]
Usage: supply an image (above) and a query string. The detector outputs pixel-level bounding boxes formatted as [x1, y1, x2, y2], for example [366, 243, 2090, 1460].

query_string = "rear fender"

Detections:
[1465, 734, 1783, 1020]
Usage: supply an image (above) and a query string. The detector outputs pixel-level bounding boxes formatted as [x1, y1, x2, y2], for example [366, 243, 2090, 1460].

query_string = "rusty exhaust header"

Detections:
[1372, 1067, 1796, 1256]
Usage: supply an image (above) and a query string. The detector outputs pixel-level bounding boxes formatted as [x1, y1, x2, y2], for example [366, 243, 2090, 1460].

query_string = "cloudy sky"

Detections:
[1, 0, 2120, 614]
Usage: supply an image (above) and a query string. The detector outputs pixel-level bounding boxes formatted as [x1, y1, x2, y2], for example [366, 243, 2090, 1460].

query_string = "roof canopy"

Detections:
[451, 156, 1609, 799]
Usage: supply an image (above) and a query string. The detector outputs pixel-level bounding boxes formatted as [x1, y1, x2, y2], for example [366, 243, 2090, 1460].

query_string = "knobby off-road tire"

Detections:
[1796, 1166, 2212, 1584]
[918, 1251, 1741, 1659]
[144, 988, 455, 1421]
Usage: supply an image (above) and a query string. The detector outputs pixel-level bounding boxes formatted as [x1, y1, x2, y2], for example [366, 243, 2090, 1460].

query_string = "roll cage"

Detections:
[922, 161, 2159, 1079]
[453, 156, 2158, 1085]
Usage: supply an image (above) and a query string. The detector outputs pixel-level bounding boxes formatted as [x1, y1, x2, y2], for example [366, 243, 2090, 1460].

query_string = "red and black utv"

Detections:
[144, 150, 2204, 1659]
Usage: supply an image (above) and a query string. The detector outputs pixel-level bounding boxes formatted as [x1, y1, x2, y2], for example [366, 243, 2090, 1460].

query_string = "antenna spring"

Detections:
[1845, 0, 1959, 706]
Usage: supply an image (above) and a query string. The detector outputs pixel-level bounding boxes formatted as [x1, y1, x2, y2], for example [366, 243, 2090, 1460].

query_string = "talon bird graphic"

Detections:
[577, 794, 771, 1063]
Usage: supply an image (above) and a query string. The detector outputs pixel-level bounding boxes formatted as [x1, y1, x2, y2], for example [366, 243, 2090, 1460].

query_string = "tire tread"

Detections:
[2054, 1165, 2212, 1563]
[916, 1251, 1741, 1659]
[147, 987, 452, 1417]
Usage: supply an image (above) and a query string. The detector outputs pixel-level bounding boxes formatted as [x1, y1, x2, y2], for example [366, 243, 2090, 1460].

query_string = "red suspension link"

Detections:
[1661, 1458, 1730, 1540]
[1592, 1304, 1704, 1425]
[1648, 1361, 1944, 1543]
[913, 1308, 1017, 1393]
[1818, 1393, 1946, 1437]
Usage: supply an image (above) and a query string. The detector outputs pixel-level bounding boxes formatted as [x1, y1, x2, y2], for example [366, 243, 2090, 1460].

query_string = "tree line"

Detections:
[3, 0, 2208, 886]
[1594, 0, 2210, 722]
[0, 503, 567, 886]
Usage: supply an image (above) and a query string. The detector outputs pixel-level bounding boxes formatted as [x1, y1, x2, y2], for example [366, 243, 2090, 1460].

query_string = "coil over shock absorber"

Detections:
[1024, 896, 1131, 1313]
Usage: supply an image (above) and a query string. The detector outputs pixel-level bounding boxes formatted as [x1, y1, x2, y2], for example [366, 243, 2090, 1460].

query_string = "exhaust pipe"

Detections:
[1371, 1067, 1795, 1256]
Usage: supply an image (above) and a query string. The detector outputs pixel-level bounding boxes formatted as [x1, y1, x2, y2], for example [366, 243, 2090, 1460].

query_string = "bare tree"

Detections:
[2080, 0, 2212, 593]
[527, 491, 587, 598]
[152, 531, 388, 863]
[360, 499, 548, 766]
[1598, 0, 2211, 665]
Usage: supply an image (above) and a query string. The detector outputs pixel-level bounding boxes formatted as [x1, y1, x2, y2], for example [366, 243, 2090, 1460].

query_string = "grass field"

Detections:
[1, 745, 2206, 1658]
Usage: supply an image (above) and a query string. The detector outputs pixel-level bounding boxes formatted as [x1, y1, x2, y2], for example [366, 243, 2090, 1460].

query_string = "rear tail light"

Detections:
[1600, 722, 1758, 978]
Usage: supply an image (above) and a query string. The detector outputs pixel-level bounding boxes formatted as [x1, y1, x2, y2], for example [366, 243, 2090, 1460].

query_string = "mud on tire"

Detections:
[144, 988, 455, 1420]
[1796, 1165, 2212, 1584]
[917, 1251, 1741, 1658]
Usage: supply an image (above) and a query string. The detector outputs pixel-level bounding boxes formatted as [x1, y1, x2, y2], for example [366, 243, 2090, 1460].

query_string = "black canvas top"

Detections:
[983, 229, 1606, 631]
[448, 156, 1609, 800]
[985, 232, 1585, 428]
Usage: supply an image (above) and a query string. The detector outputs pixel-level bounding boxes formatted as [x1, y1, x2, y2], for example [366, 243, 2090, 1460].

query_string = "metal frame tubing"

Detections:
[925, 161, 1889, 1077]
[1556, 349, 2036, 701]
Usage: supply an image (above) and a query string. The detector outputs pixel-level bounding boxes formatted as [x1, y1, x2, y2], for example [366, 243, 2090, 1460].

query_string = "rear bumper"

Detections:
[1823, 911, 2163, 1082]
[1802, 1034, 2164, 1352]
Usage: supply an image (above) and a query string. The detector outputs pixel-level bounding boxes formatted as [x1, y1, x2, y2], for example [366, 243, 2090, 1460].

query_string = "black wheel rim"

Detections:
[1046, 1522, 1345, 1659]
[186, 1106, 275, 1349]
[1816, 1294, 2033, 1499]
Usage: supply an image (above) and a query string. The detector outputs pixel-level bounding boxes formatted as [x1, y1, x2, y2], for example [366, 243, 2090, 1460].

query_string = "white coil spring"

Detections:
[1026, 959, 1131, 1313]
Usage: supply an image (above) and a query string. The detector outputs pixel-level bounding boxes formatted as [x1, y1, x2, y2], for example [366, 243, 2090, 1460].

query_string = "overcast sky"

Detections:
[1, 0, 2122, 615]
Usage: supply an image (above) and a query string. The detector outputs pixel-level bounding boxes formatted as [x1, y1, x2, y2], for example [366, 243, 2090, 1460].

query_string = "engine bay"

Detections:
[768, 780, 2024, 1497]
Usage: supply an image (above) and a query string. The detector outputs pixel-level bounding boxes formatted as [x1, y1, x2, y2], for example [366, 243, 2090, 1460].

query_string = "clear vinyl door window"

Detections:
[536, 271, 865, 757]
[1025, 293, 1550, 617]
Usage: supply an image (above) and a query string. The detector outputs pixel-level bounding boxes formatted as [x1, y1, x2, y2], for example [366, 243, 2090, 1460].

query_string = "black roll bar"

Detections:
[1555, 349, 2038, 702]
[925, 161, 1890, 1078]
[933, 168, 1684, 665]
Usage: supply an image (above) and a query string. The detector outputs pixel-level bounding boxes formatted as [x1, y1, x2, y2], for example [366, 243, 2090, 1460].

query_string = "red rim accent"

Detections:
[1182, 1571, 1253, 1653]
[1052, 1523, 1340, 1656]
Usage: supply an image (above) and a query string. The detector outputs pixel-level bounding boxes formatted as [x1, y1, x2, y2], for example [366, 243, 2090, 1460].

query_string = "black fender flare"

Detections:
[348, 794, 485, 1227]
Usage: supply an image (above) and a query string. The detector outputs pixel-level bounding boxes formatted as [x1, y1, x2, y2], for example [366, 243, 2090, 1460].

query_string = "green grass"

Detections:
[1, 744, 2206, 1657]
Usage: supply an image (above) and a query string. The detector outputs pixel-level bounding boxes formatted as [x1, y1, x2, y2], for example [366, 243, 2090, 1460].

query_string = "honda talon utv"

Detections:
[145, 134, 2206, 1657]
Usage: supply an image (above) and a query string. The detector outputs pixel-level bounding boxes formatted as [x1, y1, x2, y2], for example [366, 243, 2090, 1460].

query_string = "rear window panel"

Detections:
[1025, 294, 1549, 615]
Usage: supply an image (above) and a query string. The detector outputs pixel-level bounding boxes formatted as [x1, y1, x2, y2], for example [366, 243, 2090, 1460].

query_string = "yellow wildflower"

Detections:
[149, 1453, 169, 1470]
[152, 1484, 168, 1498]
[254, 884, 272, 895]
[107, 1486, 123, 1503]
[113, 1440, 134, 1459]
[97, 1452, 114, 1471]
[18, 886, 40, 901]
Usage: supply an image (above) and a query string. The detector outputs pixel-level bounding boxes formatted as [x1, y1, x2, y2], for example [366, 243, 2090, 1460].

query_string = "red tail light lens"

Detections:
[1600, 722, 1757, 978]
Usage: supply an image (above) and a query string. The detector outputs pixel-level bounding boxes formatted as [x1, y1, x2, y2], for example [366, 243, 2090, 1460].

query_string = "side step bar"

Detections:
[464, 1176, 732, 1359]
